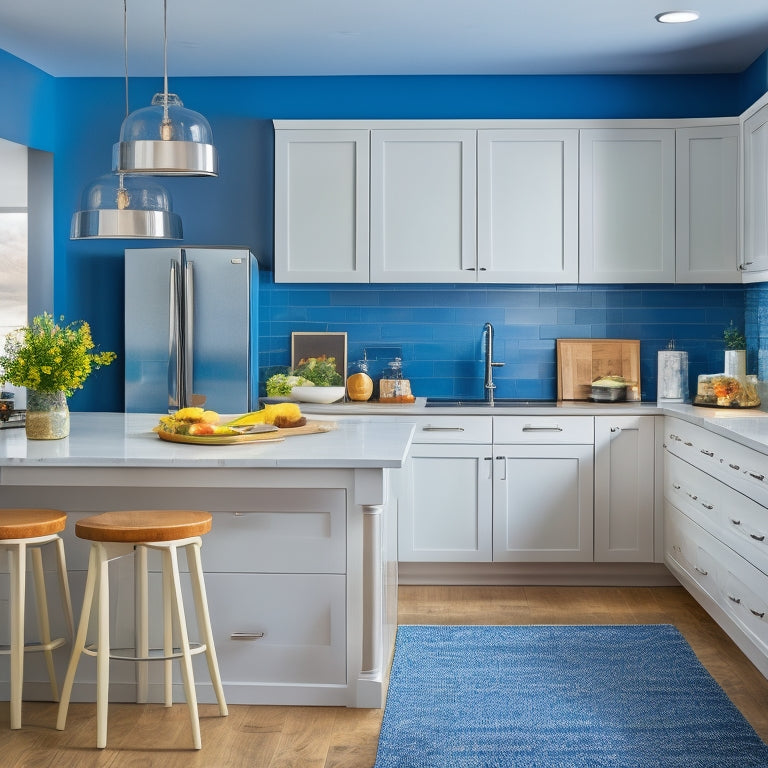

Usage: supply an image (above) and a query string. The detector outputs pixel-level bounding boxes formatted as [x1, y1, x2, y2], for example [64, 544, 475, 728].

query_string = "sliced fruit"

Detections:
[225, 409, 268, 426]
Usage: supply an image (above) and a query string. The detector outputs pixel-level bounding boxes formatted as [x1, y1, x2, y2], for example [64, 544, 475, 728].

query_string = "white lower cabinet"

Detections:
[594, 415, 656, 562]
[400, 415, 596, 563]
[664, 415, 768, 677]
[493, 444, 593, 561]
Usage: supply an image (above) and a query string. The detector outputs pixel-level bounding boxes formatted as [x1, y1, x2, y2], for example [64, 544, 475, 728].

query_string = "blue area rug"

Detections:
[374, 625, 768, 768]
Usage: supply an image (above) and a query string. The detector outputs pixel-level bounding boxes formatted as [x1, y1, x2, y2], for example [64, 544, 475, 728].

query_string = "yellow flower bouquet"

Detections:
[0, 312, 116, 396]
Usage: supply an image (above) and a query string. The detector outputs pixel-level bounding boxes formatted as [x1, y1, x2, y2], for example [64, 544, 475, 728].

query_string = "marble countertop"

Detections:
[0, 413, 415, 469]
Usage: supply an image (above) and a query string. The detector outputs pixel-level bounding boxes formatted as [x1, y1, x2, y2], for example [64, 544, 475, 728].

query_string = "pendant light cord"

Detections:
[163, 0, 169, 120]
[122, 0, 129, 118]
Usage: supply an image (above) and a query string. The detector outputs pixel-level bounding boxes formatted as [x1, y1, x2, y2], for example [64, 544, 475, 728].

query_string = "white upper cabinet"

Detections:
[477, 130, 579, 283]
[579, 129, 676, 283]
[675, 125, 740, 283]
[274, 129, 370, 283]
[742, 101, 768, 278]
[369, 129, 477, 282]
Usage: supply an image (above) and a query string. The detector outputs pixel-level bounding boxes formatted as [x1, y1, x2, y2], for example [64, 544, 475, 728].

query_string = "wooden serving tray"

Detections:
[557, 339, 641, 401]
[156, 420, 337, 445]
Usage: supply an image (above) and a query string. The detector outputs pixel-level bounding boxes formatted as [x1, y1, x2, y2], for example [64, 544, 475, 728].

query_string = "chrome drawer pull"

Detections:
[750, 609, 766, 619]
[694, 566, 708, 576]
[730, 518, 742, 526]
[701, 503, 714, 510]
[422, 426, 466, 432]
[687, 492, 698, 500]
[522, 426, 563, 432]
[700, 449, 714, 457]
[684, 441, 693, 447]
[748, 471, 766, 481]
[727, 594, 741, 605]
[729, 463, 740, 470]
[669, 433, 681, 441]
[672, 483, 681, 490]
[230, 632, 265, 640]
[750, 533, 766, 542]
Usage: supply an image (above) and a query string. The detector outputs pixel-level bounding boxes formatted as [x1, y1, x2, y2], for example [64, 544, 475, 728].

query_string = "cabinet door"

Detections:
[399, 443, 493, 561]
[477, 129, 578, 283]
[274, 129, 369, 282]
[493, 444, 593, 562]
[370, 130, 477, 282]
[742, 103, 768, 276]
[579, 129, 675, 283]
[594, 416, 655, 562]
[675, 125, 739, 283]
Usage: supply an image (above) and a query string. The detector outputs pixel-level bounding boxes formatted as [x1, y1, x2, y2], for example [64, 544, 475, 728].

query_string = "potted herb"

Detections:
[723, 321, 746, 379]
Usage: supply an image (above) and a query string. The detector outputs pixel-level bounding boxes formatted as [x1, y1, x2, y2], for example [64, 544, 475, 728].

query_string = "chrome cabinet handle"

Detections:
[750, 608, 766, 618]
[730, 518, 742, 526]
[672, 483, 681, 490]
[750, 533, 766, 542]
[727, 594, 741, 605]
[701, 503, 714, 510]
[729, 463, 740, 470]
[422, 426, 466, 432]
[694, 566, 708, 576]
[748, 471, 766, 481]
[230, 632, 265, 640]
[700, 449, 714, 457]
[684, 441, 693, 447]
[522, 426, 563, 432]
[687, 492, 698, 501]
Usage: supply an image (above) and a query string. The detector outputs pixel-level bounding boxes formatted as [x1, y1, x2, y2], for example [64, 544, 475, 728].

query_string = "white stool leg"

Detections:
[165, 545, 201, 750]
[57, 543, 99, 731]
[162, 549, 174, 708]
[29, 546, 58, 701]
[8, 543, 25, 730]
[95, 543, 111, 749]
[135, 545, 149, 704]
[54, 536, 74, 643]
[187, 541, 228, 716]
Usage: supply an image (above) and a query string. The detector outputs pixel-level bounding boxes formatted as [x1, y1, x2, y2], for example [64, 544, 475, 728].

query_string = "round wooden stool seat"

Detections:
[0, 508, 67, 540]
[75, 510, 212, 543]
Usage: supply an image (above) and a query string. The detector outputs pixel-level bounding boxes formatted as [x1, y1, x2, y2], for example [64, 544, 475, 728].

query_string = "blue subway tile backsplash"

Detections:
[260, 278, 748, 402]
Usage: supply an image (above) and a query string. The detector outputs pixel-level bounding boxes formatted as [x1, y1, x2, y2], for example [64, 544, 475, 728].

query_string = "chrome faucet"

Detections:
[483, 322, 505, 404]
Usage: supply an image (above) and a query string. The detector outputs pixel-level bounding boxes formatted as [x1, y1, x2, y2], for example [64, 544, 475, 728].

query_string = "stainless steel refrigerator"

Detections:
[124, 246, 258, 414]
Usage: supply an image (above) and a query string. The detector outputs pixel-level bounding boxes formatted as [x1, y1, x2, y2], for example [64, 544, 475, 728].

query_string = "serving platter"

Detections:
[155, 419, 337, 445]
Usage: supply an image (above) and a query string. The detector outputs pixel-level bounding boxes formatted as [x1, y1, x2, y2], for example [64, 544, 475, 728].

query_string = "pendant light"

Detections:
[113, 0, 218, 176]
[71, 0, 182, 240]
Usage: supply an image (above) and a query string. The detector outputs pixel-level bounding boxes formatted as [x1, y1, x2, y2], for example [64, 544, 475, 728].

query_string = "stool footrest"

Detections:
[82, 642, 207, 662]
[0, 637, 67, 655]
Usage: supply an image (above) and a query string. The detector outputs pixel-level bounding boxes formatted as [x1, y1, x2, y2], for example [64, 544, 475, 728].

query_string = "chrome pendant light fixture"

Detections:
[71, 0, 182, 240]
[113, 0, 218, 176]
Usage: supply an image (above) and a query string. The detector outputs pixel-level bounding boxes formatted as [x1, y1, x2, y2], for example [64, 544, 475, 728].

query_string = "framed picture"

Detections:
[291, 332, 348, 383]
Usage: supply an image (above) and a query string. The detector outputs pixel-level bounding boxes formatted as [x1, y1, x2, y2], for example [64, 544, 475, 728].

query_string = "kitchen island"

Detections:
[0, 413, 415, 708]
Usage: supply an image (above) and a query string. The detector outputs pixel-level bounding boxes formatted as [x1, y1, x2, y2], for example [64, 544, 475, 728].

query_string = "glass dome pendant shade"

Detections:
[70, 173, 183, 239]
[113, 0, 218, 176]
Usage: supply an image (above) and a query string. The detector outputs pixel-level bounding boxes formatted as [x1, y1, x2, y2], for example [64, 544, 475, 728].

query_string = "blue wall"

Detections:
[0, 53, 764, 409]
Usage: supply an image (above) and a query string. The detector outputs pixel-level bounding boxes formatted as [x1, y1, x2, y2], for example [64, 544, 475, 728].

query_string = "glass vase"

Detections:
[25, 389, 70, 440]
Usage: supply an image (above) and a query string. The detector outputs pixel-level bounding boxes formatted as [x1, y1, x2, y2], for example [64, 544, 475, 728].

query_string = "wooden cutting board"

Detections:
[156, 420, 337, 445]
[557, 339, 641, 401]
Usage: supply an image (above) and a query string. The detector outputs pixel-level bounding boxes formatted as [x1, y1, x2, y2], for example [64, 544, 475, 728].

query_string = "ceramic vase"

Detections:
[724, 349, 747, 379]
[25, 389, 70, 440]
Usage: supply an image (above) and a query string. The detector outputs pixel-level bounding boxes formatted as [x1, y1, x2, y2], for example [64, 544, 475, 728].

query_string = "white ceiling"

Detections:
[2, 0, 768, 78]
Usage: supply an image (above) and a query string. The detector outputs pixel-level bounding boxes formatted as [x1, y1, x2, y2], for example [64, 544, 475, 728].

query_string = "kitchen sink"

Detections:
[425, 398, 558, 408]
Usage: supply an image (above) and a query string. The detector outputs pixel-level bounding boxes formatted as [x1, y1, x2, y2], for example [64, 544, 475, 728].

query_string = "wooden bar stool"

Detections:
[56, 510, 228, 750]
[0, 508, 74, 730]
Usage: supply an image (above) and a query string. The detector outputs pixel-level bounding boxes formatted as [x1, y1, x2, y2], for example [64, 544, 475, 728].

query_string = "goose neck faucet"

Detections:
[483, 322, 505, 404]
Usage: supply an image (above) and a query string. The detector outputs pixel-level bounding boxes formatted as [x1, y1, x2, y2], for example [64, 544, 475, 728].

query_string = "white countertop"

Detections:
[0, 413, 415, 469]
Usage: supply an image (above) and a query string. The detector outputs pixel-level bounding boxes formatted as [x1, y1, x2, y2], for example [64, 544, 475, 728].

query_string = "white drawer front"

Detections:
[494, 415, 593, 444]
[665, 452, 768, 575]
[203, 494, 347, 574]
[204, 573, 347, 685]
[665, 416, 768, 507]
[411, 416, 492, 444]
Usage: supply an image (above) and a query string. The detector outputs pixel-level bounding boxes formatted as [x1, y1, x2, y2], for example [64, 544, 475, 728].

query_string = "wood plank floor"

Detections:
[2, 585, 768, 767]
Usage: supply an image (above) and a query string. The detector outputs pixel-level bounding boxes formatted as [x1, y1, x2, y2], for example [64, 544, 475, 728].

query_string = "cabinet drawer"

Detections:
[411, 416, 492, 444]
[665, 416, 768, 507]
[204, 573, 347, 685]
[665, 452, 768, 575]
[203, 494, 347, 574]
[493, 415, 593, 444]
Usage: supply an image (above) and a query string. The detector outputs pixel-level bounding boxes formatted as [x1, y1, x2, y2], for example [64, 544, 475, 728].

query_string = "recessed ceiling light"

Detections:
[655, 10, 700, 23]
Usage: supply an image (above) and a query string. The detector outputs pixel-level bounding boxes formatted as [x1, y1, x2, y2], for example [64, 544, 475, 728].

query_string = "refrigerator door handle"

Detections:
[168, 259, 183, 411]
[183, 255, 195, 408]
